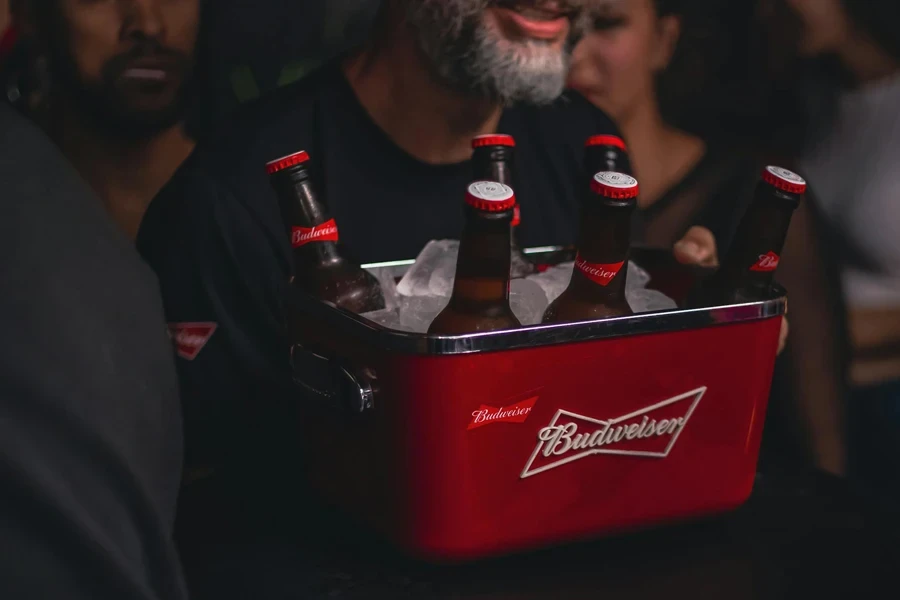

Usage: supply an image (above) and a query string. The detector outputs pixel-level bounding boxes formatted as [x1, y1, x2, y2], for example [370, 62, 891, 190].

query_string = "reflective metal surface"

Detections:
[290, 344, 377, 416]
[291, 247, 787, 356]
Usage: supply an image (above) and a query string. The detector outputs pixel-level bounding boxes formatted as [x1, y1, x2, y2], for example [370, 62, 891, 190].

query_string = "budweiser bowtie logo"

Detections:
[469, 396, 538, 430]
[292, 219, 339, 248]
[575, 254, 624, 287]
[520, 387, 706, 479]
[750, 251, 780, 272]
[167, 322, 218, 361]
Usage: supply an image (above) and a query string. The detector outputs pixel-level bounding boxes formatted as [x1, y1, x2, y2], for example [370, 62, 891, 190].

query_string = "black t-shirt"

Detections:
[0, 105, 187, 599]
[633, 144, 762, 254]
[137, 63, 618, 535]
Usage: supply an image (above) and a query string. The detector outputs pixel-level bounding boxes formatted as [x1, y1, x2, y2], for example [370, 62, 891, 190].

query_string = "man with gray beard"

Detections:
[138, 0, 617, 545]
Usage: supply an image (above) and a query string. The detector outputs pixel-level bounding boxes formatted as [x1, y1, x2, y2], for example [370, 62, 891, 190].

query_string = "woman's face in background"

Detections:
[567, 0, 680, 125]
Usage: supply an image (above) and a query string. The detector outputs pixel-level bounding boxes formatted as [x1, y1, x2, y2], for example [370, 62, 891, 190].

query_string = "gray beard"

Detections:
[405, 0, 586, 106]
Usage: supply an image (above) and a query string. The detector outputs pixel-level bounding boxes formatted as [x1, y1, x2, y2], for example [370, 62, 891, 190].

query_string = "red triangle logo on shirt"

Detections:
[167, 322, 218, 361]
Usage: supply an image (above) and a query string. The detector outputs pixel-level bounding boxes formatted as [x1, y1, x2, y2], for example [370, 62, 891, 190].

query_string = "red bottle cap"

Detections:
[590, 172, 640, 199]
[265, 150, 310, 175]
[472, 134, 516, 148]
[762, 166, 807, 195]
[465, 181, 517, 212]
[585, 135, 627, 151]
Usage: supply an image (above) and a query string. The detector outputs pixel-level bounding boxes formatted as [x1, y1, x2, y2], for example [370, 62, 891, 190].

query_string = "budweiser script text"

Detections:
[468, 396, 538, 430]
[292, 219, 339, 248]
[750, 251, 780, 272]
[537, 415, 684, 457]
[575, 254, 624, 287]
[520, 387, 706, 478]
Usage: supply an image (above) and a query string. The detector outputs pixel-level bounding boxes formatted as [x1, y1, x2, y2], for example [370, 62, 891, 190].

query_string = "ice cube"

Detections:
[510, 278, 549, 326]
[627, 261, 652, 289]
[526, 262, 574, 305]
[627, 288, 678, 314]
[399, 294, 450, 334]
[360, 308, 407, 331]
[397, 240, 459, 297]
[367, 267, 401, 311]
[427, 257, 457, 297]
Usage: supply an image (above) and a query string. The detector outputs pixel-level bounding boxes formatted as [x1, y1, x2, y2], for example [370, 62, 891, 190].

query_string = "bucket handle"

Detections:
[290, 343, 377, 417]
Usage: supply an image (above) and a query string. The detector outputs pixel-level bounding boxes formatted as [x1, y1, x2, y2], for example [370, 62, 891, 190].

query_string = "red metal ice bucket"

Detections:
[290, 248, 785, 561]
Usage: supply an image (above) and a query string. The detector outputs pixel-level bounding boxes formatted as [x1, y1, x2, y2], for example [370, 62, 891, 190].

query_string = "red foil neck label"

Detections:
[575, 254, 625, 287]
[750, 251, 780, 272]
[511, 204, 522, 227]
[292, 219, 339, 247]
[468, 396, 538, 430]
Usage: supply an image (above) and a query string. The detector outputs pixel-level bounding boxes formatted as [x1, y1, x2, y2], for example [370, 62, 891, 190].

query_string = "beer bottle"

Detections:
[428, 181, 522, 335]
[471, 134, 537, 278]
[699, 166, 806, 305]
[584, 135, 633, 177]
[543, 172, 638, 323]
[266, 150, 385, 313]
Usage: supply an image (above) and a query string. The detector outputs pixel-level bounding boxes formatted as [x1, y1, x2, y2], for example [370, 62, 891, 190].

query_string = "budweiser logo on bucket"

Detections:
[167, 322, 218, 361]
[575, 254, 624, 287]
[292, 219, 339, 247]
[520, 387, 706, 479]
[750, 251, 780, 272]
[468, 396, 538, 430]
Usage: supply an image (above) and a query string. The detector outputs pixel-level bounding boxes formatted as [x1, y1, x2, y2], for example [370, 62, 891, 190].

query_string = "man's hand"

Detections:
[673, 226, 789, 355]
[673, 226, 720, 268]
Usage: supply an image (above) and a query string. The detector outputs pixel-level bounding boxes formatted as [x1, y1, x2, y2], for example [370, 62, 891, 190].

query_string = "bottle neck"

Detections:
[474, 160, 513, 187]
[568, 201, 635, 302]
[584, 146, 633, 178]
[271, 170, 342, 267]
[715, 187, 800, 294]
[450, 207, 513, 309]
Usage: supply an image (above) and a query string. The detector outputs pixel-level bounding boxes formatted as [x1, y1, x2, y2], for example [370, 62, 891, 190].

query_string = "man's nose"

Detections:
[124, 0, 165, 41]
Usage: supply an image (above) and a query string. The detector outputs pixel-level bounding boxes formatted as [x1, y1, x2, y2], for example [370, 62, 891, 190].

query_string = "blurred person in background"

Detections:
[568, 0, 848, 477]
[1, 92, 187, 600]
[8, 0, 200, 239]
[759, 0, 900, 500]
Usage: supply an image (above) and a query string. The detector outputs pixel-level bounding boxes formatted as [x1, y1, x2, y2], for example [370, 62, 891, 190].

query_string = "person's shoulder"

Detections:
[502, 90, 620, 145]
[142, 64, 343, 244]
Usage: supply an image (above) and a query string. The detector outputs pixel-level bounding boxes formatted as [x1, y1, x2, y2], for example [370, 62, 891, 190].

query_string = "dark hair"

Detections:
[653, 0, 751, 139]
[841, 1, 900, 61]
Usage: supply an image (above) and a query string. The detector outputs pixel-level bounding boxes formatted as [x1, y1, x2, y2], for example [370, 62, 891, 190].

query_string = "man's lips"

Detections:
[492, 1, 574, 40]
[115, 58, 182, 84]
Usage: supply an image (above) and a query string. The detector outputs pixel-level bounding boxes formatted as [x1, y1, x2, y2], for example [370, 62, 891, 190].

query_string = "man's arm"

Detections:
[776, 199, 849, 475]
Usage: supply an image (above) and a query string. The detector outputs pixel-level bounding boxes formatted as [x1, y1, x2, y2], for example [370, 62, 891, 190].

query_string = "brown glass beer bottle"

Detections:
[584, 135, 633, 177]
[428, 181, 522, 335]
[542, 172, 639, 323]
[700, 166, 806, 305]
[471, 134, 537, 278]
[267, 150, 385, 313]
